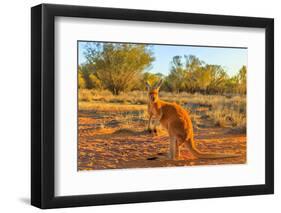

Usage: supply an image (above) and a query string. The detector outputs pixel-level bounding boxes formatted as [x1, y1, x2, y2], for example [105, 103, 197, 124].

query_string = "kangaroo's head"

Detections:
[145, 79, 163, 103]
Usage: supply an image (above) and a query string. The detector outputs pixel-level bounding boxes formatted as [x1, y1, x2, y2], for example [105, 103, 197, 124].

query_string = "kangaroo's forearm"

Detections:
[148, 114, 152, 129]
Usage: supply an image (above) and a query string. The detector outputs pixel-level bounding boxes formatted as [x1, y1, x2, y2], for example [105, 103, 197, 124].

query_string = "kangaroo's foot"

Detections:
[168, 150, 182, 160]
[168, 152, 177, 160]
[157, 152, 165, 156]
[147, 156, 158, 160]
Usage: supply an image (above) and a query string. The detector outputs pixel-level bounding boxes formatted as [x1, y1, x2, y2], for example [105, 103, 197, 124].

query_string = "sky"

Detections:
[78, 41, 247, 77]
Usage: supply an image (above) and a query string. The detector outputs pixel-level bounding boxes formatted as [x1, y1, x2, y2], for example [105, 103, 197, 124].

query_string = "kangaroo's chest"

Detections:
[153, 107, 161, 117]
[151, 105, 169, 129]
[150, 106, 162, 119]
[148, 104, 160, 117]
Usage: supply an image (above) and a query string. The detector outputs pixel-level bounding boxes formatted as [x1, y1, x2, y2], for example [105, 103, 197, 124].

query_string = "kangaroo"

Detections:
[146, 80, 240, 160]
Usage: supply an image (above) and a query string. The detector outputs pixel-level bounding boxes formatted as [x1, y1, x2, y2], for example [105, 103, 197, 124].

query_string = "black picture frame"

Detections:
[31, 3, 274, 209]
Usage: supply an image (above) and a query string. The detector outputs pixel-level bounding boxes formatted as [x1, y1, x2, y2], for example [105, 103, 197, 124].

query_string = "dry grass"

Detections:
[79, 101, 146, 111]
[79, 89, 147, 104]
[207, 108, 246, 131]
[79, 89, 246, 132]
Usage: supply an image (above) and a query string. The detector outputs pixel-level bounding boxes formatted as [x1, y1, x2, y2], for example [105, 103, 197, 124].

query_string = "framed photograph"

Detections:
[31, 3, 274, 209]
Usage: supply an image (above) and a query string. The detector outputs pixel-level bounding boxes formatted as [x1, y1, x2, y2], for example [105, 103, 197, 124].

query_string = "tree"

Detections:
[205, 65, 228, 94]
[78, 68, 86, 89]
[143, 72, 161, 85]
[79, 64, 102, 89]
[184, 55, 206, 93]
[166, 56, 187, 92]
[237, 65, 247, 94]
[141, 72, 161, 89]
[84, 43, 154, 95]
[225, 76, 239, 94]
[165, 54, 244, 95]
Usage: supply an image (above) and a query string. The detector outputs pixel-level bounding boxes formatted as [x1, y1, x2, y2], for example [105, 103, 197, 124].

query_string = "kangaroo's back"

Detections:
[159, 101, 193, 141]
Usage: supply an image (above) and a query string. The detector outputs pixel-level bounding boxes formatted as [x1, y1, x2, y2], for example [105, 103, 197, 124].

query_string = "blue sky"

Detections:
[78, 41, 247, 77]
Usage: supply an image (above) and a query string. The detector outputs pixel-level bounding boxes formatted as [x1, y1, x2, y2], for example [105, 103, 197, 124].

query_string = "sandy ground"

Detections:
[78, 103, 246, 170]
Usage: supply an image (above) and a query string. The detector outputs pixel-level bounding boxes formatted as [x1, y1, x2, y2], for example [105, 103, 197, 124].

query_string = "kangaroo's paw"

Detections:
[147, 128, 153, 134]
[153, 128, 159, 136]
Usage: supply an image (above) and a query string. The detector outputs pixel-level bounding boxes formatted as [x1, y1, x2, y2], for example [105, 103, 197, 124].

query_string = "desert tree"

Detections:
[237, 65, 247, 94]
[84, 42, 154, 95]
[141, 72, 166, 89]
[78, 67, 86, 89]
[205, 65, 228, 94]
[166, 54, 244, 95]
[166, 56, 188, 92]
[79, 64, 102, 90]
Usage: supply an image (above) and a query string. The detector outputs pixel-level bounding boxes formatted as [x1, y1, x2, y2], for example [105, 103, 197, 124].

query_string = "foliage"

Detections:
[82, 43, 154, 95]
[78, 69, 86, 89]
[78, 64, 103, 90]
[165, 55, 246, 95]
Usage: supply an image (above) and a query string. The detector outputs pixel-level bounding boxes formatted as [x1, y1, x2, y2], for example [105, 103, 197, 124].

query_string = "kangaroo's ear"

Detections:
[155, 79, 163, 90]
[145, 81, 151, 91]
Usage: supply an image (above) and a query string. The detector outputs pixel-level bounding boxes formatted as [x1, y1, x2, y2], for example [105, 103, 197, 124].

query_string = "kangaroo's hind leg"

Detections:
[184, 138, 200, 159]
[169, 136, 179, 160]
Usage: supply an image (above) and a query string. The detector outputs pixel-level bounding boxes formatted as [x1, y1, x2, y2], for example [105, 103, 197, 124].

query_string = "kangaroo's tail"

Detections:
[186, 138, 241, 159]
